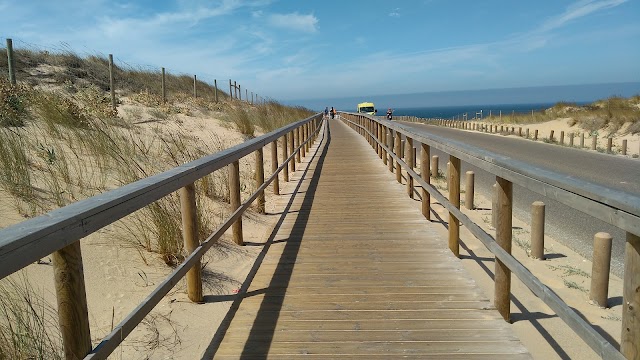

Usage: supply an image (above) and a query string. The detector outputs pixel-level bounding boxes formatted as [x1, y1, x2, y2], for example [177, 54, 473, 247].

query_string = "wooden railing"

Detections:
[0, 114, 324, 360]
[340, 112, 640, 360]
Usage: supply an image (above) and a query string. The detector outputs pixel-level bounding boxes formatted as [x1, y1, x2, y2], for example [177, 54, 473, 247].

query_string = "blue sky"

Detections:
[2, 0, 639, 106]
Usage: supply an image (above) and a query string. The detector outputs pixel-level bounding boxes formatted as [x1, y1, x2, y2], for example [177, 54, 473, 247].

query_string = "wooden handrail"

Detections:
[341, 113, 632, 360]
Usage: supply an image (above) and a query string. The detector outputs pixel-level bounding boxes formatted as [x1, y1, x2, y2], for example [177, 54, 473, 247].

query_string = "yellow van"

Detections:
[357, 102, 376, 115]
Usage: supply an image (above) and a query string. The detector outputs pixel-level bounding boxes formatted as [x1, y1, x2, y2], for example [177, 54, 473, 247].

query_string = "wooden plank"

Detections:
[210, 119, 530, 359]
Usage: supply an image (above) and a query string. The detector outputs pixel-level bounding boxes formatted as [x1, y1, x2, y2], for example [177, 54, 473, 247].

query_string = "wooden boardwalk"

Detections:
[207, 119, 531, 359]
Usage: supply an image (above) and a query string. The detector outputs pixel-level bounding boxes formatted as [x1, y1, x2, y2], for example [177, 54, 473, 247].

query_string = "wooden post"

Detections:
[251, 92, 254, 104]
[431, 155, 439, 179]
[6, 38, 16, 85]
[580, 133, 585, 148]
[406, 137, 414, 198]
[299, 126, 306, 159]
[229, 160, 243, 245]
[622, 139, 627, 155]
[534, 129, 538, 141]
[289, 131, 296, 172]
[560, 131, 564, 145]
[607, 138, 613, 153]
[590, 232, 612, 308]
[108, 54, 116, 111]
[255, 148, 265, 214]
[495, 177, 513, 321]
[161, 67, 166, 104]
[569, 133, 574, 147]
[271, 141, 280, 195]
[214, 79, 218, 103]
[282, 135, 289, 182]
[388, 130, 394, 172]
[621, 231, 640, 359]
[245, 88, 248, 103]
[395, 131, 402, 183]
[180, 183, 203, 303]
[296, 127, 302, 162]
[465, 171, 474, 210]
[421, 143, 431, 220]
[592, 134, 598, 150]
[531, 201, 545, 260]
[449, 156, 461, 257]
[238, 84, 242, 101]
[53, 243, 92, 360]
[382, 126, 388, 166]
[229, 79, 233, 101]
[549, 129, 553, 141]
[193, 75, 197, 98]
[234, 81, 237, 99]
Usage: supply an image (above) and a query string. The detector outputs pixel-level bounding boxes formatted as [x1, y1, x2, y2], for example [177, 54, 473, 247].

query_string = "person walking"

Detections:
[330, 107, 336, 119]
[324, 106, 329, 118]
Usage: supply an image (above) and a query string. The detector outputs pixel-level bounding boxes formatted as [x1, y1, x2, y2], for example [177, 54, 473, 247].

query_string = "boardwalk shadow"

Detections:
[201, 122, 331, 360]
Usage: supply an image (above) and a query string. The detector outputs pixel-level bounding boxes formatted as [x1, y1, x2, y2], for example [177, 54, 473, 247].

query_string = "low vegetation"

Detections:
[483, 96, 640, 134]
[0, 45, 313, 357]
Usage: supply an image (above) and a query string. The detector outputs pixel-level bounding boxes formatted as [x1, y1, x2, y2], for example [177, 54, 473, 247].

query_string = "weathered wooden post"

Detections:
[108, 54, 116, 111]
[229, 79, 233, 101]
[590, 232, 612, 308]
[622, 139, 627, 155]
[560, 131, 564, 145]
[534, 129, 538, 141]
[382, 126, 388, 166]
[214, 79, 218, 103]
[180, 183, 203, 303]
[465, 171, 474, 210]
[6, 38, 16, 85]
[592, 134, 598, 150]
[449, 156, 461, 257]
[406, 137, 414, 198]
[421, 143, 431, 220]
[282, 135, 289, 182]
[621, 231, 640, 359]
[193, 75, 197, 98]
[550, 130, 555, 142]
[569, 133, 574, 147]
[161, 67, 166, 104]
[531, 201, 545, 260]
[229, 160, 243, 245]
[495, 177, 513, 321]
[580, 133, 585, 148]
[300, 126, 306, 159]
[431, 155, 439, 179]
[395, 131, 402, 183]
[607, 138, 613, 153]
[289, 130, 296, 172]
[53, 243, 92, 360]
[255, 148, 265, 214]
[271, 141, 279, 195]
[388, 130, 394, 172]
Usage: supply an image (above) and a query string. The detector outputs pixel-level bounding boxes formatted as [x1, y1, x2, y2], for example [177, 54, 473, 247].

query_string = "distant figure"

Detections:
[324, 107, 329, 118]
[386, 108, 393, 120]
[330, 107, 336, 119]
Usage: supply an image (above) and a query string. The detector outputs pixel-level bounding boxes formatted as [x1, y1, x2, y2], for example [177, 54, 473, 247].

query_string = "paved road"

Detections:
[399, 121, 640, 277]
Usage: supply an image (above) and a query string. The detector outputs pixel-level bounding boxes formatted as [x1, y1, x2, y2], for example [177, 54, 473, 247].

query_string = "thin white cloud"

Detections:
[267, 12, 318, 33]
[389, 8, 400, 17]
[537, 0, 627, 33]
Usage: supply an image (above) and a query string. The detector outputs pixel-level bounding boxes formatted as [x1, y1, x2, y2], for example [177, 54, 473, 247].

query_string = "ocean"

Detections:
[388, 102, 587, 120]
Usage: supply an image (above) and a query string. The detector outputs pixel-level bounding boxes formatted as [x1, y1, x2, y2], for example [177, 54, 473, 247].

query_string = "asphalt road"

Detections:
[398, 121, 640, 277]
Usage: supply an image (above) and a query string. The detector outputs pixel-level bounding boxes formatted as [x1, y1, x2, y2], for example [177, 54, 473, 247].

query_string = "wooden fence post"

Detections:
[214, 79, 218, 103]
[449, 156, 461, 257]
[580, 133, 585, 148]
[395, 131, 402, 183]
[255, 148, 265, 214]
[622, 139, 627, 155]
[271, 141, 280, 195]
[229, 160, 243, 245]
[590, 232, 612, 308]
[161, 67, 166, 104]
[282, 135, 289, 182]
[431, 155, 439, 179]
[607, 138, 613, 153]
[229, 79, 233, 101]
[234, 81, 237, 99]
[421, 143, 431, 220]
[495, 177, 513, 321]
[6, 38, 16, 85]
[406, 137, 414, 198]
[560, 131, 564, 145]
[388, 130, 394, 172]
[592, 134, 598, 150]
[108, 54, 116, 111]
[299, 126, 306, 159]
[382, 126, 388, 166]
[180, 183, 203, 303]
[621, 231, 640, 359]
[569, 133, 574, 147]
[531, 201, 545, 260]
[465, 171, 474, 210]
[289, 131, 296, 172]
[53, 243, 92, 360]
[193, 75, 197, 98]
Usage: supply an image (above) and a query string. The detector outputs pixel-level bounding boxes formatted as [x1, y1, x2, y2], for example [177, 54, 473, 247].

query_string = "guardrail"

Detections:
[0, 113, 324, 360]
[340, 112, 639, 360]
